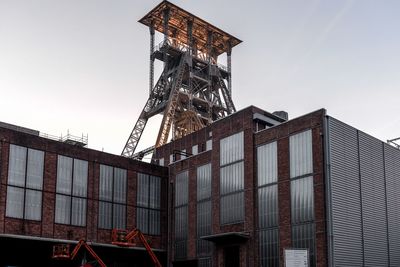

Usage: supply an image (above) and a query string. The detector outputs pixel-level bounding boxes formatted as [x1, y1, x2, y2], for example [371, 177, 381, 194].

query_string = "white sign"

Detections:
[284, 249, 309, 267]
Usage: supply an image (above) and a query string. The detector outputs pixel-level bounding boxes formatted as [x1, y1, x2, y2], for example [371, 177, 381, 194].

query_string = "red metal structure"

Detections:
[52, 239, 107, 267]
[111, 228, 163, 267]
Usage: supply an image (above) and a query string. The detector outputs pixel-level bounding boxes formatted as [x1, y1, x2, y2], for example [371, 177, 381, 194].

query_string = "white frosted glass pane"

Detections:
[257, 142, 278, 186]
[56, 156, 73, 194]
[25, 189, 42, 221]
[26, 149, 44, 190]
[113, 203, 126, 229]
[137, 173, 149, 207]
[8, 145, 27, 187]
[149, 176, 161, 209]
[220, 131, 244, 165]
[55, 194, 71, 224]
[6, 186, 24, 218]
[72, 159, 88, 197]
[98, 201, 112, 229]
[290, 130, 313, 178]
[71, 197, 86, 226]
[113, 168, 127, 204]
[99, 165, 113, 201]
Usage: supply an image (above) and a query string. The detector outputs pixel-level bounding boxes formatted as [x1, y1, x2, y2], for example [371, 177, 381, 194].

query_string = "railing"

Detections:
[40, 131, 88, 147]
[154, 37, 229, 72]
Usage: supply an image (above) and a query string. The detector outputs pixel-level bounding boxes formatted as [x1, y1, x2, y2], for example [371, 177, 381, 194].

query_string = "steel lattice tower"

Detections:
[122, 1, 241, 159]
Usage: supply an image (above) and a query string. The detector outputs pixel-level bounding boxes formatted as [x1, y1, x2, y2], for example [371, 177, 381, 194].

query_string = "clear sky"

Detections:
[1, 0, 399, 155]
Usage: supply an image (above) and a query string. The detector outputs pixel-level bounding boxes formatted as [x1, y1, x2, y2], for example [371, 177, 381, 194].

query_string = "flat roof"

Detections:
[139, 0, 242, 56]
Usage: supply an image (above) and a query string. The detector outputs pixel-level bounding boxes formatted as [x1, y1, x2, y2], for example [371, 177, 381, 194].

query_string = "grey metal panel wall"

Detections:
[359, 132, 388, 266]
[327, 117, 363, 266]
[385, 144, 400, 266]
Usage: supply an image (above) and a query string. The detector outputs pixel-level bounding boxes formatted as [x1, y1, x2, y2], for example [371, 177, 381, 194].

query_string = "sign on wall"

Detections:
[284, 249, 309, 267]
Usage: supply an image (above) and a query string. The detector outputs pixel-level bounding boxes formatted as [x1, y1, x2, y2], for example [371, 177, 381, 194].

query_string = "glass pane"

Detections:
[113, 168, 127, 204]
[220, 162, 244, 195]
[175, 171, 188, 206]
[259, 185, 279, 228]
[72, 159, 88, 197]
[113, 203, 126, 229]
[148, 209, 160, 235]
[220, 131, 244, 165]
[290, 130, 313, 178]
[292, 223, 315, 267]
[55, 194, 71, 224]
[8, 145, 27, 187]
[26, 149, 44, 190]
[175, 206, 188, 240]
[6, 186, 24, 219]
[98, 201, 112, 229]
[71, 197, 86, 226]
[136, 207, 149, 233]
[257, 142, 278, 186]
[99, 165, 113, 201]
[291, 176, 314, 224]
[149, 176, 161, 209]
[198, 258, 212, 267]
[25, 189, 42, 221]
[260, 229, 279, 267]
[56, 156, 73, 194]
[220, 192, 244, 224]
[197, 164, 211, 201]
[137, 173, 149, 207]
[175, 240, 187, 259]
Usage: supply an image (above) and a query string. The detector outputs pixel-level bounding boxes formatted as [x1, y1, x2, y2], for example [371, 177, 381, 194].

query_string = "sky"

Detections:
[0, 0, 400, 155]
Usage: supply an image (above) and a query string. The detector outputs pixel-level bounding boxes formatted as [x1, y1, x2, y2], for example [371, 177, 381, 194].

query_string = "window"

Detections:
[289, 130, 315, 266]
[55, 155, 88, 226]
[98, 165, 127, 229]
[137, 173, 161, 235]
[175, 171, 188, 259]
[206, 139, 212, 151]
[192, 145, 198, 155]
[159, 158, 164, 166]
[6, 145, 44, 221]
[197, 164, 212, 258]
[220, 131, 244, 224]
[257, 141, 279, 267]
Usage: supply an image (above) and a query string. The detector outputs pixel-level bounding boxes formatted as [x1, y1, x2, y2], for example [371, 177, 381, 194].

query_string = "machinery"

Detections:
[52, 239, 107, 267]
[111, 228, 163, 267]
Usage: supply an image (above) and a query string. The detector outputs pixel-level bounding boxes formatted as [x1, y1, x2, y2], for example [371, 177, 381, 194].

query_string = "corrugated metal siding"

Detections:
[328, 117, 363, 266]
[220, 131, 244, 165]
[259, 228, 279, 267]
[290, 130, 313, 178]
[385, 144, 400, 266]
[257, 142, 278, 186]
[291, 176, 314, 224]
[258, 185, 278, 228]
[359, 132, 388, 266]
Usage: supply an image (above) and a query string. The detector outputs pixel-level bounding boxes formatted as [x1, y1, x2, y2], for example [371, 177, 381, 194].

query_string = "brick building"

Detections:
[1, 105, 400, 266]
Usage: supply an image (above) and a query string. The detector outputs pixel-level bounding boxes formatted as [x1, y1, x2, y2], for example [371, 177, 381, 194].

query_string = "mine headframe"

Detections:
[122, 1, 241, 158]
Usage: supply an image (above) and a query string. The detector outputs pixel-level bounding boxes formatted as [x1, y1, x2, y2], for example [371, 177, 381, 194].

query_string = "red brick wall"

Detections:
[0, 127, 168, 251]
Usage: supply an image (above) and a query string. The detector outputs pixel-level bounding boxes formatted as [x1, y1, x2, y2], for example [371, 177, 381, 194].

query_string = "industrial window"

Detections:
[175, 171, 188, 259]
[6, 145, 44, 221]
[98, 165, 127, 229]
[289, 130, 315, 266]
[220, 131, 244, 224]
[197, 164, 212, 257]
[55, 155, 88, 226]
[257, 141, 279, 267]
[136, 173, 161, 235]
[206, 139, 212, 151]
[192, 144, 198, 155]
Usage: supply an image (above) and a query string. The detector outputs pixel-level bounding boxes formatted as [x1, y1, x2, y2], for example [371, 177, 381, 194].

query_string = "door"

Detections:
[224, 246, 240, 267]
